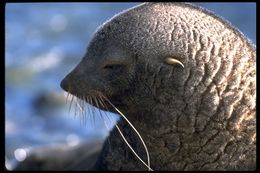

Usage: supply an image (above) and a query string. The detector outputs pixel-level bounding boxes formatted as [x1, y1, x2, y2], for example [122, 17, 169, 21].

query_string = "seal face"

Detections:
[61, 2, 256, 171]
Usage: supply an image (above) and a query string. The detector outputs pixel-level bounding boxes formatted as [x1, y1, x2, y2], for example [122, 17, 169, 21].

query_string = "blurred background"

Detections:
[5, 2, 256, 170]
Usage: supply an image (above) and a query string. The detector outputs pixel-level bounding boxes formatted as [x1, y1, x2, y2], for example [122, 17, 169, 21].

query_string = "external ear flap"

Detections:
[165, 57, 184, 68]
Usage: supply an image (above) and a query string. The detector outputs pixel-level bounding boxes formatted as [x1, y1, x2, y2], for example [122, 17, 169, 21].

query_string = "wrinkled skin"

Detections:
[61, 3, 256, 171]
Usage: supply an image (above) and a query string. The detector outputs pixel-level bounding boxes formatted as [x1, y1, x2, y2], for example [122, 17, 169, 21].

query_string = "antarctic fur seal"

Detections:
[61, 2, 256, 171]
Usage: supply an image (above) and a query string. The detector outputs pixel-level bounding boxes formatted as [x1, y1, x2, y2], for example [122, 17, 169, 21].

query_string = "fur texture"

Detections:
[61, 2, 256, 171]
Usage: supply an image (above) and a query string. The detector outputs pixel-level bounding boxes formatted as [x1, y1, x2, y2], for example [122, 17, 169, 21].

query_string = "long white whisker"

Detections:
[104, 97, 153, 171]
[115, 124, 153, 171]
[66, 92, 153, 170]
[76, 97, 84, 112]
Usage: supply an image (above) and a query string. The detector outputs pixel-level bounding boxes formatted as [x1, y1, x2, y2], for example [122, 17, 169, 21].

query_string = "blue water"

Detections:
[5, 2, 256, 170]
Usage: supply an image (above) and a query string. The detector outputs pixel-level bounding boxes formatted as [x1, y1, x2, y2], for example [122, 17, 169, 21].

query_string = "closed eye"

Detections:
[103, 64, 124, 71]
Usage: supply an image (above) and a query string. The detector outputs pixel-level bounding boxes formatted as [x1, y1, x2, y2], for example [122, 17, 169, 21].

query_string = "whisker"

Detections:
[115, 124, 153, 171]
[99, 97, 114, 124]
[90, 96, 96, 126]
[81, 96, 86, 125]
[64, 91, 153, 170]
[84, 98, 87, 125]
[65, 92, 69, 104]
[97, 104, 105, 129]
[100, 104, 115, 152]
[69, 95, 74, 114]
[98, 95, 113, 129]
[74, 96, 78, 118]
[88, 96, 92, 125]
[76, 97, 82, 124]
[86, 96, 91, 123]
[96, 94, 114, 150]
[98, 95, 106, 108]
[103, 110, 113, 149]
[102, 96, 153, 171]
[95, 96, 105, 126]
[75, 97, 84, 112]
[97, 95, 111, 125]
[80, 97, 86, 125]
[94, 96, 100, 109]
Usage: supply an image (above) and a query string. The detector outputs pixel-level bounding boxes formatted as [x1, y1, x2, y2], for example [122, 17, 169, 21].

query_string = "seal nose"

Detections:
[60, 77, 69, 92]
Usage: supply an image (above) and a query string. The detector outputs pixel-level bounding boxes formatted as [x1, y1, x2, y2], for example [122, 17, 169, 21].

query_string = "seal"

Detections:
[60, 2, 256, 171]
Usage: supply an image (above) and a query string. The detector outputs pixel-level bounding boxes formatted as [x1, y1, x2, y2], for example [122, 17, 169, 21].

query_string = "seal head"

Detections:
[61, 2, 256, 171]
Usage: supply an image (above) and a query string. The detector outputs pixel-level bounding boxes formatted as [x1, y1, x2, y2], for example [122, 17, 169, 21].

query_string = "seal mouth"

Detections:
[83, 91, 127, 113]
[90, 97, 127, 113]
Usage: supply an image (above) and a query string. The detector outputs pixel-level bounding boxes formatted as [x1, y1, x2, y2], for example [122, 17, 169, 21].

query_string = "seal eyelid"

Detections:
[103, 63, 125, 70]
